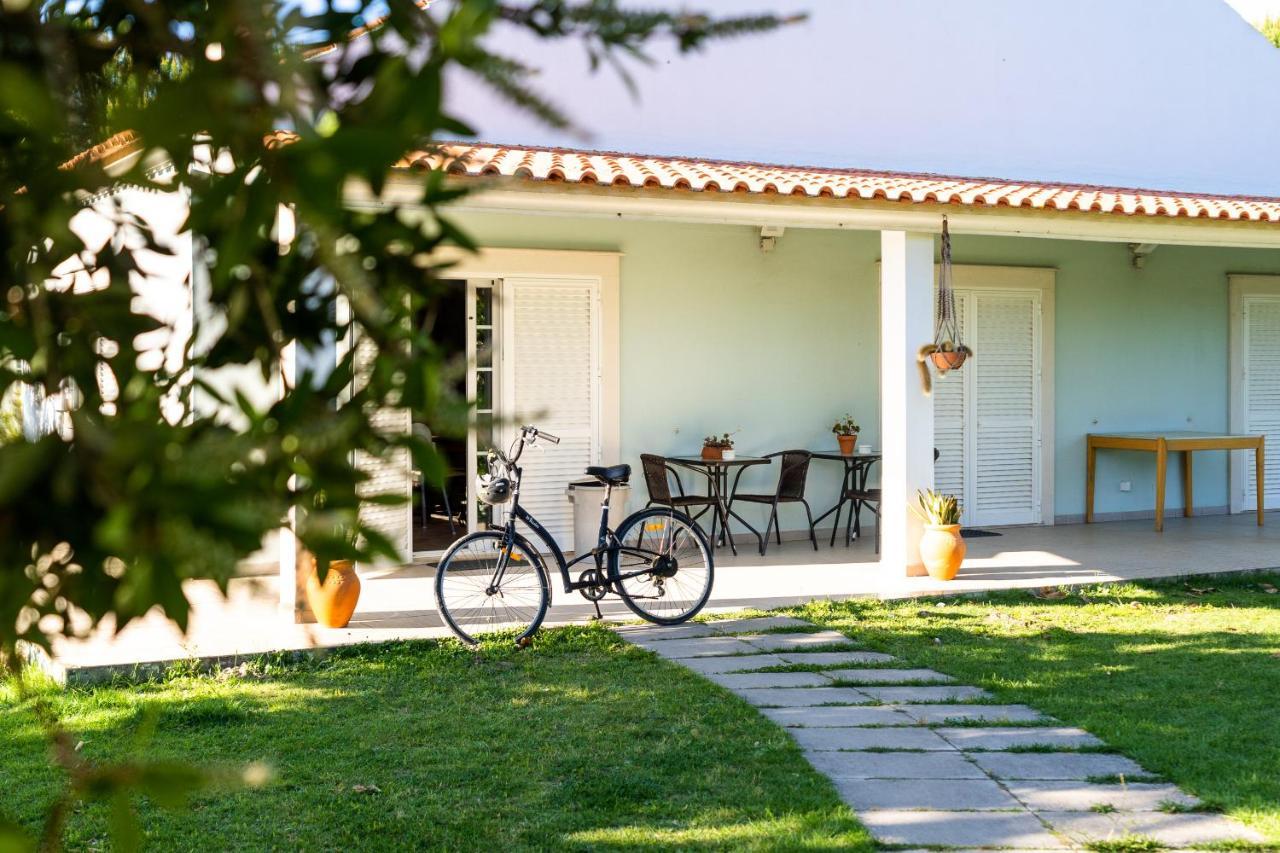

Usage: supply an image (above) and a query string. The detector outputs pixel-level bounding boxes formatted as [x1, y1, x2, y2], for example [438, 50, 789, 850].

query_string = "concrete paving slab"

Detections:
[856, 810, 1070, 848]
[706, 671, 832, 689]
[629, 636, 761, 658]
[896, 704, 1050, 725]
[789, 726, 955, 752]
[707, 616, 810, 633]
[824, 668, 954, 684]
[834, 778, 1023, 810]
[775, 651, 898, 666]
[613, 623, 718, 640]
[761, 705, 917, 728]
[741, 630, 857, 651]
[731, 686, 873, 707]
[1005, 781, 1198, 811]
[935, 726, 1104, 751]
[857, 685, 993, 703]
[1042, 811, 1264, 845]
[807, 750, 986, 780]
[971, 752, 1147, 780]
[675, 654, 789, 675]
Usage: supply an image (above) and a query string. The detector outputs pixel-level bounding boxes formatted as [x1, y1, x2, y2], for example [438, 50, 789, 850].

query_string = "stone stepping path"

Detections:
[614, 616, 1264, 850]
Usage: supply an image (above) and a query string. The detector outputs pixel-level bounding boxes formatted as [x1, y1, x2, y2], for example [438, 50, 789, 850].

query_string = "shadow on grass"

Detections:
[0, 626, 872, 851]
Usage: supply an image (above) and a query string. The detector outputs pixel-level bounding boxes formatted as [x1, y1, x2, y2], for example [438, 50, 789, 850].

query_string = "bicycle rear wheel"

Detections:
[611, 508, 714, 624]
[435, 531, 550, 645]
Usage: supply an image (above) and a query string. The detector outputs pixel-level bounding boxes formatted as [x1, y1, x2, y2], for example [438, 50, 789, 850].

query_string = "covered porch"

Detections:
[46, 512, 1280, 681]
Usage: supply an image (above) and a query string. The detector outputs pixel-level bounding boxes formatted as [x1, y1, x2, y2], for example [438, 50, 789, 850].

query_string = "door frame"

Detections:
[949, 264, 1057, 526]
[413, 248, 622, 559]
[1228, 274, 1280, 514]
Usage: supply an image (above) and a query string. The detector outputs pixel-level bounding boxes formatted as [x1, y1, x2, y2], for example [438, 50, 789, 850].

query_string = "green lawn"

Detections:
[0, 628, 869, 851]
[791, 571, 1280, 843]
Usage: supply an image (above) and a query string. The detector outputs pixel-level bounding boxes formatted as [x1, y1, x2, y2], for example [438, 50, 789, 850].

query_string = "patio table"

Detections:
[666, 456, 770, 555]
[1086, 431, 1265, 532]
[809, 451, 882, 545]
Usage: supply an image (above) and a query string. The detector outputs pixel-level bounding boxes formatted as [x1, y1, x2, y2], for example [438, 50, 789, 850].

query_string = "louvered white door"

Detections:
[501, 277, 601, 550]
[935, 288, 1042, 527]
[1241, 295, 1280, 509]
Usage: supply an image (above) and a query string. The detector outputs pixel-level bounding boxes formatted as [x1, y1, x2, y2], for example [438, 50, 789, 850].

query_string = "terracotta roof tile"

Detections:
[401, 143, 1280, 224]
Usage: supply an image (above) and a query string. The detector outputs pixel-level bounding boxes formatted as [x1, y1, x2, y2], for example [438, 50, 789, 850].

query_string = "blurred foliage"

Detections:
[0, 0, 795, 847]
[1260, 15, 1280, 48]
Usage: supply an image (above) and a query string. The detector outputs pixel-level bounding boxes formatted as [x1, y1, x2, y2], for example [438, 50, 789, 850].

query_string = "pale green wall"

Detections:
[455, 211, 1280, 530]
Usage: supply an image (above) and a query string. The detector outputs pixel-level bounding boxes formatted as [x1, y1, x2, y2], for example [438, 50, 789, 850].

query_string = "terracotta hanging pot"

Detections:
[306, 557, 362, 628]
[919, 524, 966, 581]
[837, 434, 858, 455]
[930, 350, 969, 371]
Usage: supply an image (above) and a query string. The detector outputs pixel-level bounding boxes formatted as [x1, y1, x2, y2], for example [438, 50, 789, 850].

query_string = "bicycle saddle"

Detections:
[585, 464, 631, 486]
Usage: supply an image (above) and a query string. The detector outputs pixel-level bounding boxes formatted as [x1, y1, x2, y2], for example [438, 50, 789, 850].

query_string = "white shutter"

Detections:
[1243, 296, 1280, 509]
[970, 291, 1040, 525]
[502, 277, 601, 550]
[933, 297, 967, 504]
[343, 319, 413, 563]
[935, 288, 1041, 527]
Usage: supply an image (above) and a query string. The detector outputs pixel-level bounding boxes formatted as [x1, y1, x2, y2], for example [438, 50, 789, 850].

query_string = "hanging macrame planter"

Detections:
[917, 215, 973, 394]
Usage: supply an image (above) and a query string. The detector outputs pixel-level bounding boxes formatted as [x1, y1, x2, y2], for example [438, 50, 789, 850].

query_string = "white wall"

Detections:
[444, 0, 1280, 196]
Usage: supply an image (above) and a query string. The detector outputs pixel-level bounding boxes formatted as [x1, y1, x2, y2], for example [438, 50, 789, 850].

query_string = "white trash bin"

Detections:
[566, 479, 631, 555]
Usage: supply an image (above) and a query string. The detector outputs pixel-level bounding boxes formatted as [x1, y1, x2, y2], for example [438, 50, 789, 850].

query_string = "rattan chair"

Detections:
[640, 454, 718, 528]
[727, 450, 818, 556]
[842, 448, 940, 553]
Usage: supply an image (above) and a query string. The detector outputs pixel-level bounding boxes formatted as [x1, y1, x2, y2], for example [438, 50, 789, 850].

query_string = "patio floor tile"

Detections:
[675, 654, 789, 675]
[775, 651, 898, 666]
[823, 668, 954, 684]
[1005, 781, 1198, 811]
[761, 705, 916, 728]
[730, 686, 873, 707]
[855, 810, 1070, 848]
[740, 631, 858, 652]
[857, 685, 992, 703]
[788, 726, 955, 752]
[834, 778, 1023, 810]
[935, 726, 1104, 751]
[970, 751, 1147, 780]
[706, 671, 832, 689]
[628, 636, 761, 658]
[895, 703, 1051, 724]
[806, 750, 986, 780]
[1041, 811, 1264, 845]
[707, 616, 810, 633]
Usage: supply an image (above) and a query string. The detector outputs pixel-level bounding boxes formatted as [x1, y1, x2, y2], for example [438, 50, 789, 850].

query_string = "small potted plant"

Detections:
[911, 490, 966, 581]
[702, 433, 736, 461]
[832, 414, 860, 456]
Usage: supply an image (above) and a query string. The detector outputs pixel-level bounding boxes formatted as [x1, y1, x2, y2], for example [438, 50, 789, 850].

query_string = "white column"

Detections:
[879, 230, 935, 576]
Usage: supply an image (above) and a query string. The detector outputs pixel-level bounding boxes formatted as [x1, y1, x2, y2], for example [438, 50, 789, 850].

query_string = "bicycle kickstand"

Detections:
[590, 598, 604, 621]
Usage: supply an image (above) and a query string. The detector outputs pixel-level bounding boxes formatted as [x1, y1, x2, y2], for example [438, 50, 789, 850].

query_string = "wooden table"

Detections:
[1086, 431, 1264, 532]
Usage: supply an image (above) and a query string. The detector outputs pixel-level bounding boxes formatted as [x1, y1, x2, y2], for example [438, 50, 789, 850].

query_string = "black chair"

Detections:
[640, 454, 719, 530]
[727, 450, 819, 556]
[843, 448, 941, 553]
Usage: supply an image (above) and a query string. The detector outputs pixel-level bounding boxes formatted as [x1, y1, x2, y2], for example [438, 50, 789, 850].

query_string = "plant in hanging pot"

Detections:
[702, 432, 736, 461]
[911, 489, 966, 581]
[832, 414, 861, 455]
[917, 216, 974, 394]
[305, 519, 363, 628]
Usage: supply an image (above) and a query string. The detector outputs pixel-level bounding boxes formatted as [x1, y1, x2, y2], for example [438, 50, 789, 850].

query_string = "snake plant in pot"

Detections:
[911, 489, 965, 581]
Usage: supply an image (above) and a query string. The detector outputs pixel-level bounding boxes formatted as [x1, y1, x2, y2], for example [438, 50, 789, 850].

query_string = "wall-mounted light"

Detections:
[759, 225, 785, 253]
[1129, 242, 1158, 269]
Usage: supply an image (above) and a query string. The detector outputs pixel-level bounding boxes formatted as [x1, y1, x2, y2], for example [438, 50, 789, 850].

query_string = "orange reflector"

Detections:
[510, 552, 524, 561]
[645, 523, 666, 531]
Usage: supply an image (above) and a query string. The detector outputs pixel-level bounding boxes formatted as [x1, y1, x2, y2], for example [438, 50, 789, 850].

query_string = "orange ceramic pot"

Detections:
[919, 524, 965, 581]
[837, 434, 858, 455]
[306, 558, 361, 628]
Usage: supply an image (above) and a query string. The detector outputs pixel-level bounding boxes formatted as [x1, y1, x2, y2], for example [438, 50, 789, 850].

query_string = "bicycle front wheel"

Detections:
[611, 509, 714, 625]
[435, 531, 550, 645]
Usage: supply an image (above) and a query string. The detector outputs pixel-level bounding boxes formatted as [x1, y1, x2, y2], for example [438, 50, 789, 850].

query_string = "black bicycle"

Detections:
[435, 425, 715, 645]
